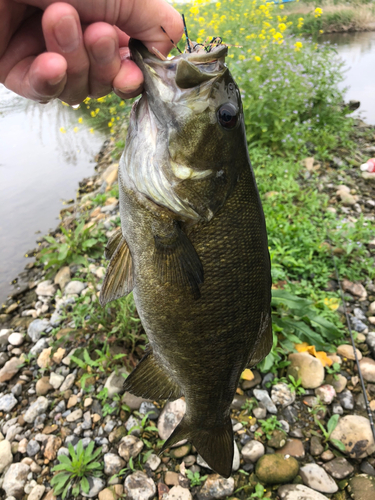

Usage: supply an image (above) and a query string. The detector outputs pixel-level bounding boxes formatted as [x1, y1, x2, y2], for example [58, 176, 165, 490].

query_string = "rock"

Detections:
[60, 372, 76, 391]
[126, 415, 141, 436]
[44, 436, 61, 460]
[24, 396, 49, 423]
[315, 384, 336, 404]
[37, 348, 53, 369]
[253, 406, 267, 419]
[169, 444, 191, 459]
[287, 353, 324, 389]
[321, 449, 334, 461]
[118, 435, 144, 461]
[337, 344, 362, 361]
[361, 461, 375, 476]
[101, 162, 119, 186]
[158, 398, 186, 440]
[65, 280, 87, 295]
[8, 332, 24, 346]
[52, 348, 66, 364]
[146, 454, 161, 471]
[30, 338, 49, 356]
[104, 453, 125, 476]
[35, 376, 53, 395]
[310, 436, 324, 456]
[99, 486, 124, 500]
[268, 430, 287, 449]
[36, 280, 56, 296]
[276, 439, 305, 460]
[271, 383, 296, 408]
[0, 393, 18, 412]
[278, 484, 332, 500]
[330, 415, 375, 458]
[0, 440, 13, 473]
[342, 280, 367, 299]
[232, 441, 240, 471]
[359, 357, 375, 382]
[122, 392, 148, 411]
[49, 372, 64, 389]
[54, 266, 71, 290]
[197, 474, 234, 500]
[242, 369, 262, 389]
[124, 471, 156, 500]
[27, 485, 45, 500]
[323, 457, 354, 479]
[339, 389, 354, 410]
[0, 329, 12, 345]
[109, 426, 127, 443]
[104, 368, 128, 398]
[348, 474, 375, 500]
[3, 462, 30, 498]
[255, 454, 299, 484]
[241, 440, 265, 463]
[366, 332, 375, 356]
[165, 486, 192, 500]
[300, 463, 338, 493]
[26, 439, 40, 457]
[82, 477, 106, 498]
[325, 374, 347, 393]
[165, 471, 179, 486]
[253, 389, 277, 414]
[27, 319, 49, 342]
[66, 409, 82, 422]
[0, 357, 22, 383]
[139, 401, 160, 420]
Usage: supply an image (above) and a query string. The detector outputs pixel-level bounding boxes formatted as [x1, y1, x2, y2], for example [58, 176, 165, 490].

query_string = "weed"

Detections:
[256, 416, 283, 440]
[288, 375, 306, 396]
[326, 362, 341, 380]
[51, 441, 103, 499]
[241, 397, 259, 415]
[251, 484, 267, 499]
[311, 414, 346, 451]
[186, 470, 208, 488]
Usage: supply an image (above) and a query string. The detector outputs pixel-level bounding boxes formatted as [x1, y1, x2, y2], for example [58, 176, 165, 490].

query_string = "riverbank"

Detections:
[0, 116, 375, 499]
[286, 2, 375, 34]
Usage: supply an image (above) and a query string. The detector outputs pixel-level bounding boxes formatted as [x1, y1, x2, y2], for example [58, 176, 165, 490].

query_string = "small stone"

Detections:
[169, 444, 191, 459]
[323, 457, 354, 479]
[320, 449, 334, 461]
[287, 353, 324, 389]
[27, 485, 45, 500]
[0, 329, 12, 345]
[52, 348, 66, 364]
[339, 389, 354, 410]
[342, 279, 367, 299]
[139, 401, 160, 420]
[30, 338, 49, 356]
[49, 372, 64, 389]
[348, 474, 375, 500]
[337, 344, 362, 361]
[36, 280, 56, 296]
[268, 429, 287, 449]
[271, 383, 296, 408]
[2, 462, 30, 499]
[278, 484, 332, 500]
[82, 477, 106, 498]
[54, 266, 71, 290]
[124, 471, 156, 500]
[158, 398, 186, 440]
[0, 357, 22, 382]
[66, 409, 82, 422]
[253, 389, 277, 414]
[104, 368, 128, 398]
[44, 436, 61, 460]
[165, 471, 180, 486]
[65, 280, 87, 295]
[60, 372, 76, 391]
[27, 319, 49, 342]
[165, 486, 192, 500]
[26, 439, 40, 457]
[241, 440, 265, 463]
[360, 461, 375, 476]
[242, 369, 262, 389]
[253, 406, 267, 419]
[255, 454, 299, 485]
[0, 393, 18, 412]
[35, 376, 53, 396]
[276, 439, 305, 460]
[315, 384, 336, 404]
[310, 436, 324, 456]
[0, 440, 13, 473]
[8, 332, 24, 346]
[121, 392, 148, 411]
[37, 348, 53, 369]
[330, 415, 375, 458]
[146, 454, 161, 471]
[99, 486, 124, 500]
[118, 435, 144, 461]
[325, 374, 347, 393]
[67, 394, 78, 408]
[126, 415, 141, 436]
[359, 357, 375, 382]
[197, 474, 234, 500]
[104, 453, 125, 476]
[24, 396, 49, 423]
[300, 463, 338, 493]
[109, 426, 127, 444]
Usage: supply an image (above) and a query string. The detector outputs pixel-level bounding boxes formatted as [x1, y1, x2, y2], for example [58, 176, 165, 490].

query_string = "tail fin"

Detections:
[161, 417, 234, 478]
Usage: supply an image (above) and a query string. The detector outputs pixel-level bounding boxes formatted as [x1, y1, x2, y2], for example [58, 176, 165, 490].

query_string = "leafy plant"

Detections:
[51, 441, 103, 499]
[326, 362, 341, 380]
[186, 470, 208, 488]
[241, 397, 258, 415]
[256, 416, 283, 440]
[251, 484, 267, 499]
[311, 414, 346, 451]
[287, 375, 306, 396]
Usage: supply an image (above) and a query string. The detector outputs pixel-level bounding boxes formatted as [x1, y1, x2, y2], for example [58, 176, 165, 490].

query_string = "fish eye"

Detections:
[217, 103, 238, 129]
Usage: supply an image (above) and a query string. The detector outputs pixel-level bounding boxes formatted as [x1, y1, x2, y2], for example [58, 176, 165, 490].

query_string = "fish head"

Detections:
[127, 39, 248, 221]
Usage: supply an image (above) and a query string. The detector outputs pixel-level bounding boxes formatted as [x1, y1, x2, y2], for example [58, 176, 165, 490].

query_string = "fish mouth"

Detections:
[129, 39, 228, 92]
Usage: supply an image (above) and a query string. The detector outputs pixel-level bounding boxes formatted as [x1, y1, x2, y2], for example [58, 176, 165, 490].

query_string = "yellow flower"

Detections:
[319, 29, 324, 34]
[216, 2, 221, 8]
[255, 56, 261, 62]
[78, 117, 83, 123]
[239, 55, 245, 61]
[89, 128, 94, 134]
[90, 111, 96, 117]
[73, 127, 79, 133]
[190, 6, 199, 16]
[59, 127, 66, 134]
[278, 23, 286, 32]
[279, 4, 284, 9]
[198, 17, 205, 24]
[314, 7, 323, 17]
[273, 32, 283, 41]
[294, 41, 303, 51]
[61, 101, 69, 107]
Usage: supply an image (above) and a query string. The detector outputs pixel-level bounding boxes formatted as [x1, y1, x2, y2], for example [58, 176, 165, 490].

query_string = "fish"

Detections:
[100, 38, 272, 478]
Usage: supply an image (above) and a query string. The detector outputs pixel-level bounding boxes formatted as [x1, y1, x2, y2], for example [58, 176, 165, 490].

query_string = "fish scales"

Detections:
[100, 38, 272, 477]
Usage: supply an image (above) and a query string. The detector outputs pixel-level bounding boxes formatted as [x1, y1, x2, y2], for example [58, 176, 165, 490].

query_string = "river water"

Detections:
[1, 31, 374, 305]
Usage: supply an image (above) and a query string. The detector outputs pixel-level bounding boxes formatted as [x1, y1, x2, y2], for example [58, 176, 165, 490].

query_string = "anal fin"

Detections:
[100, 236, 134, 306]
[161, 417, 234, 478]
[123, 349, 182, 401]
[248, 311, 273, 367]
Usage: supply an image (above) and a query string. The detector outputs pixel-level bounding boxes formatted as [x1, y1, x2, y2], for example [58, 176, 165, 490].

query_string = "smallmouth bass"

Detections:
[100, 38, 272, 477]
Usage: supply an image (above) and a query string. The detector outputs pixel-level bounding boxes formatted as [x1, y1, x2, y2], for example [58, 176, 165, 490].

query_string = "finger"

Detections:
[113, 47, 143, 100]
[42, 2, 90, 104]
[84, 22, 121, 98]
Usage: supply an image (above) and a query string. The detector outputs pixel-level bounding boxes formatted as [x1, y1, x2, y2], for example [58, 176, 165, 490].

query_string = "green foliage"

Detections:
[186, 470, 208, 487]
[326, 362, 341, 379]
[51, 441, 103, 499]
[287, 375, 306, 396]
[312, 414, 346, 451]
[256, 416, 283, 440]
[241, 397, 258, 415]
[39, 221, 106, 276]
[251, 484, 267, 499]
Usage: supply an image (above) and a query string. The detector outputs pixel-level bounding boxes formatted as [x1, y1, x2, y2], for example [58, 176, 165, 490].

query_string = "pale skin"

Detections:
[0, 0, 184, 103]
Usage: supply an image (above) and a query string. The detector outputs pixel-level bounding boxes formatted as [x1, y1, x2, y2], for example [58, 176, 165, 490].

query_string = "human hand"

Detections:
[0, 0, 183, 103]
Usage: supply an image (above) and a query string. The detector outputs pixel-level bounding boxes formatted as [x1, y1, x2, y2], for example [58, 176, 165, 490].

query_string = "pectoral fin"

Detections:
[123, 347, 182, 400]
[104, 227, 123, 260]
[100, 236, 133, 306]
[153, 223, 204, 300]
[248, 312, 273, 367]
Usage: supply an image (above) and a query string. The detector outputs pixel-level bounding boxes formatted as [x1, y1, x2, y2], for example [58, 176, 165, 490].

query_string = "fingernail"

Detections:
[48, 73, 65, 86]
[54, 16, 80, 53]
[92, 37, 117, 65]
[115, 84, 143, 96]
